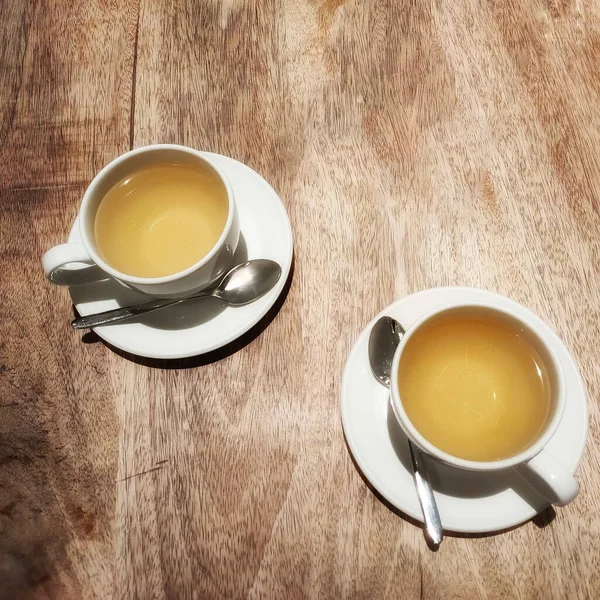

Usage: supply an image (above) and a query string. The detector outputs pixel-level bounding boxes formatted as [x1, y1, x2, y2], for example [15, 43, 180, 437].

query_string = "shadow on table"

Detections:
[77, 254, 294, 369]
[71, 234, 250, 331]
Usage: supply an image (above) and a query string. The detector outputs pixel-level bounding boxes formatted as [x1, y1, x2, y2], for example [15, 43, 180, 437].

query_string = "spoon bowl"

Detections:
[215, 260, 282, 306]
[368, 316, 404, 387]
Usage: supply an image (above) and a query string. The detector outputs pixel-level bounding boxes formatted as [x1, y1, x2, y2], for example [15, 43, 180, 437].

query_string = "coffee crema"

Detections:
[398, 313, 551, 462]
[94, 163, 228, 278]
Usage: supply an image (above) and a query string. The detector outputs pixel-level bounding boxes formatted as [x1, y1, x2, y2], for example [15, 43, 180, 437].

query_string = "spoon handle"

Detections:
[408, 441, 444, 546]
[71, 295, 197, 329]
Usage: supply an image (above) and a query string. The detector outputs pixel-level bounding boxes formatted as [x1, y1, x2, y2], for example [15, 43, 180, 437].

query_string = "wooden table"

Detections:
[2, 1, 599, 598]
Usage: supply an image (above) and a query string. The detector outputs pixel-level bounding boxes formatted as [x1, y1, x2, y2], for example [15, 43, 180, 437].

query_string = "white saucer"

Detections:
[67, 153, 293, 360]
[341, 288, 588, 534]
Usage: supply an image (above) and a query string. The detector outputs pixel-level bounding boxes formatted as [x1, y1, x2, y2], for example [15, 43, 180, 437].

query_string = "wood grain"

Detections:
[1, 0, 600, 598]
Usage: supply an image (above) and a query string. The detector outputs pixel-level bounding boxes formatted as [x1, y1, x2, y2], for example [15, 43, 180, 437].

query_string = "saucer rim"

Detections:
[341, 287, 588, 534]
[68, 152, 293, 360]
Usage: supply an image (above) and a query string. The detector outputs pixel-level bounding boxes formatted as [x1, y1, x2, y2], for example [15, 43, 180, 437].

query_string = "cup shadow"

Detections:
[51, 264, 109, 286]
[344, 400, 555, 539]
[386, 402, 510, 499]
[77, 254, 294, 369]
[70, 234, 249, 331]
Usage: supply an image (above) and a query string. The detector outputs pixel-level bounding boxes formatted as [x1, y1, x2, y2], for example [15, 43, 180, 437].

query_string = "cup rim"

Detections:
[390, 300, 566, 471]
[78, 144, 235, 285]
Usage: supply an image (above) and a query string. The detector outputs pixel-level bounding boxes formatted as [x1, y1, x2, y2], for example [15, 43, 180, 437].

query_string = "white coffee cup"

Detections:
[42, 144, 240, 298]
[390, 301, 579, 507]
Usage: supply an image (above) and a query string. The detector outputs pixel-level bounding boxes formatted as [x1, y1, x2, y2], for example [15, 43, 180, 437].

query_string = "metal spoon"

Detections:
[368, 316, 444, 546]
[71, 259, 282, 330]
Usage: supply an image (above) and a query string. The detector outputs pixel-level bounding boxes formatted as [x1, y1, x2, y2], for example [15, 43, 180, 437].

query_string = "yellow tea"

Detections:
[94, 163, 228, 277]
[398, 313, 551, 461]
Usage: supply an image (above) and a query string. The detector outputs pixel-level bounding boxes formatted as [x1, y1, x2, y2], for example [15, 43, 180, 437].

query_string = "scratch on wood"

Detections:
[118, 465, 164, 483]
[129, 0, 141, 149]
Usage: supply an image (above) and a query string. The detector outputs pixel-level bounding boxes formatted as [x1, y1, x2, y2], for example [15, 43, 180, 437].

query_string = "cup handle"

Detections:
[43, 243, 97, 285]
[514, 449, 579, 507]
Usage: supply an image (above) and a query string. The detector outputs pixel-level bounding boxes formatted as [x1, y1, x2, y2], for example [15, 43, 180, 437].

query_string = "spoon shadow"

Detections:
[77, 256, 294, 368]
[69, 235, 250, 331]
